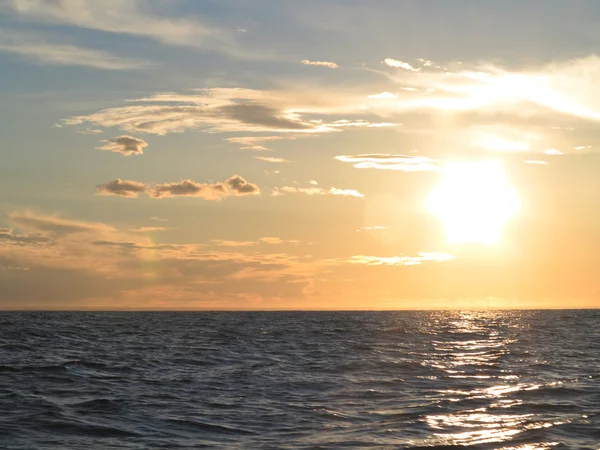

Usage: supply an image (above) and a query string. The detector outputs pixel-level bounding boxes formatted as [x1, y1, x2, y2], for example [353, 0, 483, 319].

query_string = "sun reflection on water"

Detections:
[416, 311, 564, 449]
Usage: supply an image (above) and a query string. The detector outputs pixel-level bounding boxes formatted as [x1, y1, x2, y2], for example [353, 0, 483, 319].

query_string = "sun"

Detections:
[426, 161, 520, 245]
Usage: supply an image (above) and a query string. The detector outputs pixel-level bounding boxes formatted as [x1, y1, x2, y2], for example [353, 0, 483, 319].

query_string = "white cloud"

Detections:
[301, 60, 339, 69]
[368, 92, 398, 99]
[356, 226, 389, 231]
[347, 252, 454, 266]
[543, 149, 564, 155]
[524, 160, 549, 165]
[0, 29, 151, 70]
[275, 186, 364, 198]
[383, 58, 416, 71]
[254, 156, 289, 163]
[336, 154, 436, 172]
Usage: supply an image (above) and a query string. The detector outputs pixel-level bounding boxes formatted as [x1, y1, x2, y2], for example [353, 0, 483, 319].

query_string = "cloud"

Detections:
[336, 154, 437, 172]
[368, 92, 398, 99]
[209, 237, 300, 247]
[543, 149, 564, 155]
[148, 180, 226, 199]
[275, 186, 364, 198]
[97, 179, 148, 198]
[62, 89, 330, 135]
[347, 252, 455, 266]
[60, 88, 400, 137]
[0, 29, 151, 70]
[149, 175, 259, 199]
[132, 227, 169, 232]
[225, 136, 289, 151]
[211, 240, 256, 247]
[383, 58, 416, 71]
[0, 228, 51, 245]
[379, 55, 600, 126]
[254, 156, 289, 163]
[8, 210, 114, 236]
[356, 226, 390, 231]
[328, 119, 397, 128]
[96, 175, 260, 200]
[329, 188, 364, 198]
[524, 160, 549, 165]
[301, 60, 339, 69]
[1, 0, 236, 53]
[259, 237, 300, 245]
[226, 175, 260, 195]
[0, 208, 320, 309]
[96, 136, 148, 156]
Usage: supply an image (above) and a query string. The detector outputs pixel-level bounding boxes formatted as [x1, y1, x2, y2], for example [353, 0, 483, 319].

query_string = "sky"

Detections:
[1, 0, 600, 310]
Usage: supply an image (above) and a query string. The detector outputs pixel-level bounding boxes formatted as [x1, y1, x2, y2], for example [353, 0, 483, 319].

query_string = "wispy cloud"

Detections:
[274, 186, 364, 198]
[336, 154, 437, 172]
[8, 210, 114, 236]
[61, 88, 399, 136]
[383, 58, 417, 71]
[347, 252, 455, 266]
[96, 136, 148, 156]
[356, 226, 390, 232]
[301, 59, 339, 69]
[225, 136, 289, 151]
[368, 92, 398, 99]
[2, 0, 236, 53]
[524, 160, 549, 165]
[62, 89, 330, 135]
[0, 29, 151, 70]
[131, 227, 169, 233]
[254, 156, 289, 163]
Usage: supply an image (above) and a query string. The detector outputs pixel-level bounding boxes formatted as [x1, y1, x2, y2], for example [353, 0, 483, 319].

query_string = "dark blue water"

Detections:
[1, 311, 599, 449]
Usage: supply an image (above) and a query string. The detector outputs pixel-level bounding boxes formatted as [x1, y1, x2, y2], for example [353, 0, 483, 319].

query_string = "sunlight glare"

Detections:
[427, 161, 520, 245]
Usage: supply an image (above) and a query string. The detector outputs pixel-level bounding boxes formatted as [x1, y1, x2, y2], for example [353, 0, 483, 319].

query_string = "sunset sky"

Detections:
[1, 0, 600, 310]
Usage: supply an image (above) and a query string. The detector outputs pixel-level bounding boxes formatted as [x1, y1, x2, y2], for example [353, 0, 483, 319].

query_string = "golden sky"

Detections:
[1, 0, 600, 309]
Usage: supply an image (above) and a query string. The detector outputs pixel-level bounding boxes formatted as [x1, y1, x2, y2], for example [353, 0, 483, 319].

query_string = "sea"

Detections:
[1, 310, 599, 449]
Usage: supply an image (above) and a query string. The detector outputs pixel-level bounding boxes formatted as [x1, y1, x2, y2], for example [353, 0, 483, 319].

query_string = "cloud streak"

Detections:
[336, 154, 437, 172]
[0, 29, 151, 70]
[2, 0, 236, 53]
[274, 186, 364, 198]
[347, 253, 455, 266]
[301, 59, 339, 69]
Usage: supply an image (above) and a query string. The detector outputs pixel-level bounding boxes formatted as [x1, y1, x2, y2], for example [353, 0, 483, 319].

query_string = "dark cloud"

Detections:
[226, 175, 260, 195]
[97, 136, 148, 156]
[97, 179, 148, 198]
[148, 179, 226, 199]
[98, 175, 260, 200]
[215, 104, 316, 131]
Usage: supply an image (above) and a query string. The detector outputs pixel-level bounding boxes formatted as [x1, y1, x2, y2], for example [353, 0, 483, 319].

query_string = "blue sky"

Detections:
[1, 0, 600, 309]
